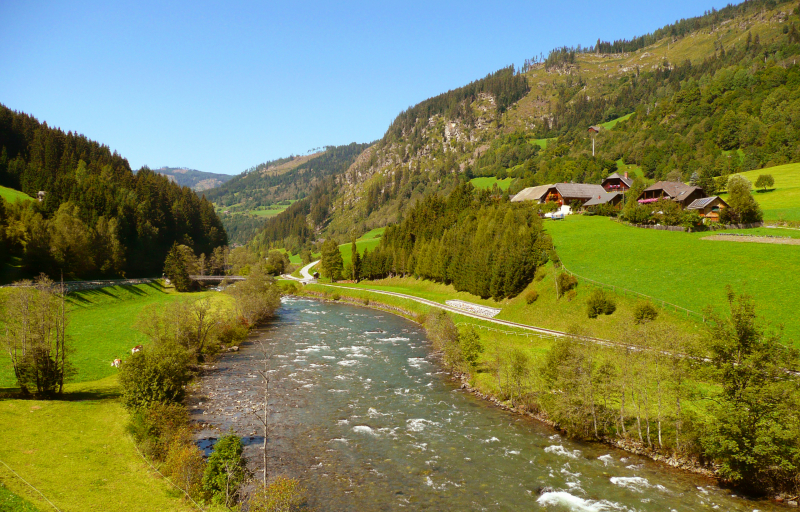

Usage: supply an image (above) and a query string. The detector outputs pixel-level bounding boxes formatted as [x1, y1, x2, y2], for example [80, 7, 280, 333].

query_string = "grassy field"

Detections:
[0, 185, 31, 204]
[0, 284, 234, 512]
[470, 177, 513, 191]
[0, 283, 232, 388]
[0, 376, 214, 512]
[546, 215, 800, 344]
[0, 482, 39, 512]
[725, 162, 800, 222]
[599, 112, 634, 130]
[323, 258, 704, 343]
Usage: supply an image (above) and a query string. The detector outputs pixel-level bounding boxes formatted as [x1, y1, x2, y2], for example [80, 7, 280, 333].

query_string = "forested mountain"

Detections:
[243, 0, 800, 259]
[0, 104, 227, 280]
[206, 143, 369, 245]
[146, 167, 233, 191]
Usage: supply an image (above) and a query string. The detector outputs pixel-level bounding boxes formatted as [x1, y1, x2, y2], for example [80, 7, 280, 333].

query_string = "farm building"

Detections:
[638, 181, 706, 208]
[686, 196, 729, 222]
[510, 184, 553, 203]
[601, 172, 633, 192]
[543, 183, 608, 207]
[582, 191, 624, 210]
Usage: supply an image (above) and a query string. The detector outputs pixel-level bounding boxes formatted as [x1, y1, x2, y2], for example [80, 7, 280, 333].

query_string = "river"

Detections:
[188, 297, 781, 511]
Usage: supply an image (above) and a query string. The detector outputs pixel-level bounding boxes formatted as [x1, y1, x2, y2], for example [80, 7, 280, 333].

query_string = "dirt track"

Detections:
[701, 234, 800, 245]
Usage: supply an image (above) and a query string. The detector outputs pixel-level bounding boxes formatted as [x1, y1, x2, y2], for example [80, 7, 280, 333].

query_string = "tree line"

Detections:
[334, 183, 551, 299]
[0, 105, 227, 279]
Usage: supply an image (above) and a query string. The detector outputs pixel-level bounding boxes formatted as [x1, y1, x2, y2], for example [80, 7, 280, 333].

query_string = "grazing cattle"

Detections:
[111, 358, 122, 368]
[131, 345, 143, 354]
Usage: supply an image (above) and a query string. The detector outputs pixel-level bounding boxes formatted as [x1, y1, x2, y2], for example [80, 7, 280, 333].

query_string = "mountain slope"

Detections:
[149, 167, 233, 191]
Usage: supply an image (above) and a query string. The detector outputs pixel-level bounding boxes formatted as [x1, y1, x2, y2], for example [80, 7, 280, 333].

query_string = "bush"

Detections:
[331, 292, 341, 301]
[587, 289, 616, 318]
[633, 301, 659, 324]
[566, 290, 577, 302]
[525, 290, 539, 304]
[127, 403, 190, 461]
[249, 476, 307, 512]
[556, 273, 577, 296]
[119, 343, 193, 410]
[217, 321, 249, 347]
[534, 267, 547, 282]
[362, 298, 370, 306]
[203, 434, 250, 507]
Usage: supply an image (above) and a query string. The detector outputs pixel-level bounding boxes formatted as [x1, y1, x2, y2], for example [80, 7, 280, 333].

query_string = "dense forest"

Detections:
[357, 183, 551, 299]
[0, 105, 226, 279]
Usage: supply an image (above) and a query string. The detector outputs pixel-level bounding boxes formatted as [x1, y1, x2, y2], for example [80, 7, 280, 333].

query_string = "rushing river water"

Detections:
[188, 297, 782, 511]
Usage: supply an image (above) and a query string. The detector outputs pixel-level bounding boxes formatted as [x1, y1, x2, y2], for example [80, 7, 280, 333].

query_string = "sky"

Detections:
[0, 0, 733, 176]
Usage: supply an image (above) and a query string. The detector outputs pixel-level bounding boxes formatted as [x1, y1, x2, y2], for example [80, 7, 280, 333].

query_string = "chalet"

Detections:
[601, 172, 633, 192]
[510, 184, 553, 203]
[638, 181, 706, 208]
[686, 196, 728, 222]
[543, 183, 608, 207]
[582, 191, 624, 210]
[587, 126, 602, 135]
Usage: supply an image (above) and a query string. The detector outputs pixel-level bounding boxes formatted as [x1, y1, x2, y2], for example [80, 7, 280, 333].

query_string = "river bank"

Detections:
[293, 288, 798, 506]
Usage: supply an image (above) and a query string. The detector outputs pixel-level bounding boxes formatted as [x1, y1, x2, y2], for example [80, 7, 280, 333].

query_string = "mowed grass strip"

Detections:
[546, 215, 800, 344]
[0, 377, 206, 512]
[727, 162, 800, 221]
[0, 283, 233, 388]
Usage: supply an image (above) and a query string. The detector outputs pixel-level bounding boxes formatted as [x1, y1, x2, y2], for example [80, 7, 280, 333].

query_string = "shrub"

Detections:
[203, 434, 250, 507]
[587, 289, 616, 318]
[217, 321, 249, 347]
[566, 290, 577, 302]
[119, 343, 193, 410]
[556, 273, 577, 296]
[127, 402, 190, 461]
[525, 290, 539, 304]
[633, 301, 659, 324]
[163, 438, 206, 500]
[459, 326, 483, 369]
[249, 476, 307, 512]
[331, 292, 341, 301]
[534, 267, 547, 282]
[362, 298, 370, 306]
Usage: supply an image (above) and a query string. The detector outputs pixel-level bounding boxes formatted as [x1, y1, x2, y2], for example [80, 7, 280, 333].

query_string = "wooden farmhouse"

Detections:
[686, 196, 728, 222]
[542, 183, 607, 207]
[601, 172, 633, 192]
[638, 181, 706, 208]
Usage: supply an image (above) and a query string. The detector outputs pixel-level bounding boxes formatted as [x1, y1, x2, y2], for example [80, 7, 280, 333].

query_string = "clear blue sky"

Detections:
[1, 0, 731, 175]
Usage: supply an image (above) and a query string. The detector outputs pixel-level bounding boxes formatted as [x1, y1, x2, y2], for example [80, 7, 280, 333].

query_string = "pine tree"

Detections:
[350, 240, 361, 281]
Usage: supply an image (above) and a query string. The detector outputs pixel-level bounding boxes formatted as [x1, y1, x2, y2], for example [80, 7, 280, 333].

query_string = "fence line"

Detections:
[555, 261, 706, 323]
[456, 322, 558, 341]
[0, 458, 62, 511]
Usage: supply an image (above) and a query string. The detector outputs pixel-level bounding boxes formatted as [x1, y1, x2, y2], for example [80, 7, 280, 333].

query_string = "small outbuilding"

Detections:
[686, 196, 728, 222]
[582, 191, 624, 210]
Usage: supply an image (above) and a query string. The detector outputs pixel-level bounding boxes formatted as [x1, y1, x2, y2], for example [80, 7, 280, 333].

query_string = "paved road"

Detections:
[282, 260, 320, 284]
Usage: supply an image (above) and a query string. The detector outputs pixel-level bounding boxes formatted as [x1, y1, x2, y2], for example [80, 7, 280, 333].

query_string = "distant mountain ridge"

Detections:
[150, 167, 234, 191]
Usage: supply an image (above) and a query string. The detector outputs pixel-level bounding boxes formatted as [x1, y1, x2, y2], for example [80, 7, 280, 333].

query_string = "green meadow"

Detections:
[545, 215, 800, 344]
[0, 185, 31, 204]
[0, 283, 232, 511]
[469, 176, 513, 191]
[727, 162, 800, 222]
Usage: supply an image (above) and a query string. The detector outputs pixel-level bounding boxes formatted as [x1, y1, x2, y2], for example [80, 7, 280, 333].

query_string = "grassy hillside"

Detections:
[546, 215, 800, 344]
[470, 177, 513, 191]
[0, 185, 32, 203]
[0, 283, 231, 388]
[0, 377, 212, 512]
[727, 162, 800, 222]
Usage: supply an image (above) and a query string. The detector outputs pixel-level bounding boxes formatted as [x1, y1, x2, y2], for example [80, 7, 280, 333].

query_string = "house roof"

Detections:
[552, 183, 607, 199]
[641, 181, 703, 200]
[687, 196, 728, 210]
[588, 125, 602, 133]
[602, 172, 634, 188]
[510, 184, 553, 202]
[584, 191, 623, 207]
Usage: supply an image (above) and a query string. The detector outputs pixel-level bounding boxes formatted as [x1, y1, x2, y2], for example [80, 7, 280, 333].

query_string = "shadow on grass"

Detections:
[755, 189, 776, 194]
[0, 382, 120, 401]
